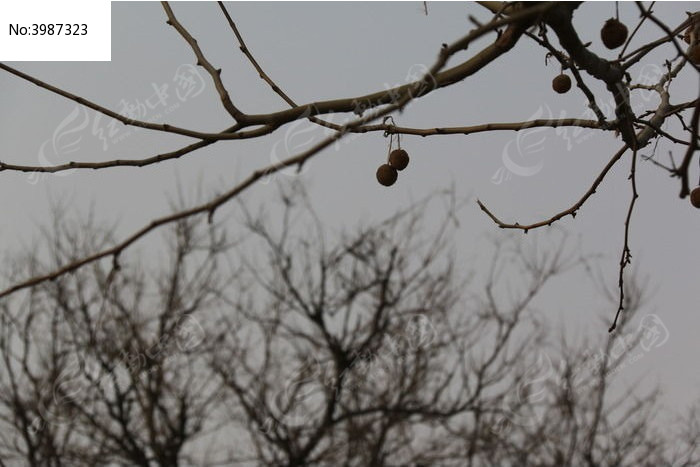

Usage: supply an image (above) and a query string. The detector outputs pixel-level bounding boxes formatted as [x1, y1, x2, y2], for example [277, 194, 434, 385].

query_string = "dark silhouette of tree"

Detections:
[0, 186, 696, 465]
[0, 207, 233, 466]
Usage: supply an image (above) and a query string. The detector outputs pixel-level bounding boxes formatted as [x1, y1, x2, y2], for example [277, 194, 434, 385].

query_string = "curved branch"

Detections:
[477, 143, 629, 233]
[477, 87, 671, 232]
[635, 3, 700, 73]
[1, 4, 552, 151]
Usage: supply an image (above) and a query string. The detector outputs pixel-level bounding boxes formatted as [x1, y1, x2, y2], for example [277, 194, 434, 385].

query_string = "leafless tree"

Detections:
[0, 207, 234, 466]
[0, 2, 698, 331]
[0, 185, 694, 466]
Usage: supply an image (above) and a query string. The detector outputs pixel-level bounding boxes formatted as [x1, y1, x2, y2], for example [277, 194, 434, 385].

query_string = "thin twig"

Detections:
[1, 4, 554, 144]
[0, 3, 544, 300]
[633, 118, 691, 145]
[0, 63, 243, 141]
[618, 1, 655, 59]
[161, 1, 246, 121]
[477, 86, 671, 232]
[545, 3, 639, 148]
[216, 1, 345, 134]
[235, 2, 556, 127]
[0, 138, 216, 174]
[477, 143, 630, 233]
[634, 2, 700, 72]
[609, 146, 638, 332]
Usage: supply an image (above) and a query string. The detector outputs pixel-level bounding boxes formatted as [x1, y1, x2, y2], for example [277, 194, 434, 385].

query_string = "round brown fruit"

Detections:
[376, 164, 398, 186]
[601, 18, 628, 49]
[688, 44, 700, 65]
[690, 186, 700, 209]
[552, 74, 572, 94]
[389, 149, 410, 171]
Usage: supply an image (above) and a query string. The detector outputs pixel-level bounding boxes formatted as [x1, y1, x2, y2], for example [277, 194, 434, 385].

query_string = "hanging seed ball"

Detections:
[376, 164, 398, 186]
[688, 44, 700, 65]
[552, 74, 572, 94]
[601, 18, 628, 49]
[690, 186, 700, 208]
[388, 149, 410, 171]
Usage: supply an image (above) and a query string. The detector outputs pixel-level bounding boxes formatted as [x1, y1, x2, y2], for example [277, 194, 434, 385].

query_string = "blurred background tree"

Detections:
[0, 185, 696, 466]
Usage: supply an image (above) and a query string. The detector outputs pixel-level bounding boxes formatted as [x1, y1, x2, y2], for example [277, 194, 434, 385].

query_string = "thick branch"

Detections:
[0, 3, 551, 144]
[0, 119, 602, 175]
[0, 4, 544, 301]
[238, 3, 554, 127]
[544, 3, 638, 149]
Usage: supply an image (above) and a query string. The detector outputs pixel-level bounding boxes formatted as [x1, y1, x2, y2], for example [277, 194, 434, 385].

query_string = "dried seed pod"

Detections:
[690, 186, 700, 209]
[389, 149, 410, 171]
[552, 74, 572, 94]
[376, 164, 398, 186]
[601, 18, 628, 49]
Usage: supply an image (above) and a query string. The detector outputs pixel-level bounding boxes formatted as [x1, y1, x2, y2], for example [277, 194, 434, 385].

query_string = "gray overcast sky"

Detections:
[1, 1, 698, 419]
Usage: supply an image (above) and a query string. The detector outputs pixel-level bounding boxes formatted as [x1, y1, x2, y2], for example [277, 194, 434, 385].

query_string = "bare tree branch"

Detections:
[0, 2, 546, 300]
[161, 1, 246, 122]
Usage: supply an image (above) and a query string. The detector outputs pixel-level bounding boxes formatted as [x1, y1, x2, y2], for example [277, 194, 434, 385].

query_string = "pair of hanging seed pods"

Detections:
[376, 149, 409, 187]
